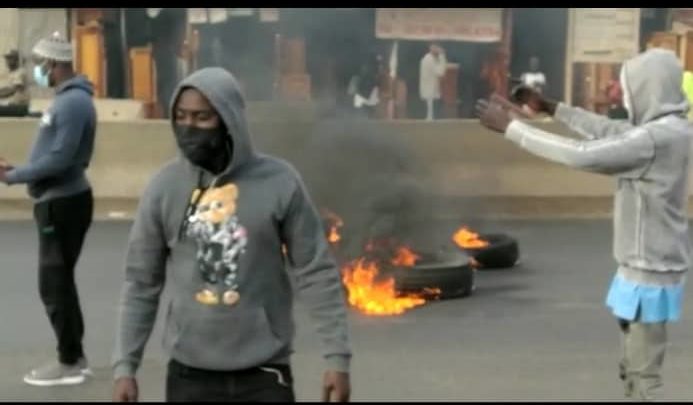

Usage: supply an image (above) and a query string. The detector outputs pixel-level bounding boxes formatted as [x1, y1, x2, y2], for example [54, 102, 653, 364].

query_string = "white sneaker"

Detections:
[77, 356, 93, 377]
[23, 361, 86, 387]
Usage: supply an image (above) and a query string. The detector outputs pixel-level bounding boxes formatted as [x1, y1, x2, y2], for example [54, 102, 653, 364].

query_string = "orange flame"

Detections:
[452, 227, 489, 249]
[328, 227, 341, 244]
[390, 246, 420, 267]
[321, 207, 440, 315]
[341, 259, 426, 316]
[323, 209, 344, 245]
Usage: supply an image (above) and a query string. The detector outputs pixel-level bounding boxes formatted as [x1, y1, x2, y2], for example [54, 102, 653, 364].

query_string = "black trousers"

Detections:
[0, 104, 29, 117]
[193, 24, 222, 70]
[166, 359, 296, 402]
[33, 189, 93, 365]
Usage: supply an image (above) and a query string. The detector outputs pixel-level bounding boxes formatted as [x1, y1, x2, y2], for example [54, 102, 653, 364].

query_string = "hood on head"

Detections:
[620, 48, 689, 125]
[169, 67, 255, 173]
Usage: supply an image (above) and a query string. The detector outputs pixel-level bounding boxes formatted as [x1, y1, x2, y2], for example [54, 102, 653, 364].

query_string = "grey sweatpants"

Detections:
[618, 319, 667, 401]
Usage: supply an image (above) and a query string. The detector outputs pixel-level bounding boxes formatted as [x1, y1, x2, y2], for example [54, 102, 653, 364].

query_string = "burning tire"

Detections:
[393, 252, 474, 299]
[465, 233, 519, 270]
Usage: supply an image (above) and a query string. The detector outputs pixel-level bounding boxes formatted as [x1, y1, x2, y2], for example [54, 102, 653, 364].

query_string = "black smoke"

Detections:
[301, 111, 488, 262]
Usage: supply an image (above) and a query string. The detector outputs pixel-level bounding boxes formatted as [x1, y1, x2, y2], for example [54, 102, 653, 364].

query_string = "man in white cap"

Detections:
[0, 32, 97, 386]
[419, 42, 448, 121]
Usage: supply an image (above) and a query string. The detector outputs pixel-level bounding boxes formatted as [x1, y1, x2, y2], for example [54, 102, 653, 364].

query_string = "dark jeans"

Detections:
[0, 104, 29, 117]
[193, 24, 222, 70]
[166, 359, 296, 402]
[33, 189, 93, 365]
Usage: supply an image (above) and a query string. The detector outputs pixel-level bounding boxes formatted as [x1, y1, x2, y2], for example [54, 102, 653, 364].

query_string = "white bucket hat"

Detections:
[32, 31, 73, 62]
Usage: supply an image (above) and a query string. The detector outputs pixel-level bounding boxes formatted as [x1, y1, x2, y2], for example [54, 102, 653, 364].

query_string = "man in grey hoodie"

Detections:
[476, 48, 691, 400]
[0, 33, 97, 386]
[112, 67, 352, 402]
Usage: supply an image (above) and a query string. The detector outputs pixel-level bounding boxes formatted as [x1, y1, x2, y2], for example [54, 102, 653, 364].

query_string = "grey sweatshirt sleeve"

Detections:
[281, 176, 352, 373]
[505, 120, 655, 178]
[554, 103, 634, 140]
[6, 95, 87, 185]
[112, 179, 169, 379]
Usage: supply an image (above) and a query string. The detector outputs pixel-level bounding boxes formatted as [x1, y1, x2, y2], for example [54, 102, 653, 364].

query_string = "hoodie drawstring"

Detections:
[178, 171, 207, 240]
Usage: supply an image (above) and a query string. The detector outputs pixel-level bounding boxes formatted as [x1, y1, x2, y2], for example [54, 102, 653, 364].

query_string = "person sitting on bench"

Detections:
[0, 49, 30, 117]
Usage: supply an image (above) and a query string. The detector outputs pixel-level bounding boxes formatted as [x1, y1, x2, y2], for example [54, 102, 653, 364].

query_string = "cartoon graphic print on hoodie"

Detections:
[186, 183, 248, 306]
[112, 68, 351, 378]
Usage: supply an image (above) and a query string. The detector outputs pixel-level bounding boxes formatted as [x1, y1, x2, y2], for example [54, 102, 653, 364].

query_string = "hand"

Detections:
[510, 86, 557, 115]
[0, 157, 12, 170]
[476, 99, 512, 133]
[113, 377, 139, 402]
[322, 370, 350, 402]
[490, 94, 533, 120]
[0, 166, 8, 184]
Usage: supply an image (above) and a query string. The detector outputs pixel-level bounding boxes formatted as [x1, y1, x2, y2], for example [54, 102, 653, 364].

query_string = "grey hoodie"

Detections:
[6, 75, 96, 202]
[504, 49, 692, 284]
[112, 68, 351, 378]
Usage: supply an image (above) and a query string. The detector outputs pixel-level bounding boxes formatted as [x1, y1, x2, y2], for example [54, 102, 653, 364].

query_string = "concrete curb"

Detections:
[3, 196, 693, 222]
[0, 196, 623, 222]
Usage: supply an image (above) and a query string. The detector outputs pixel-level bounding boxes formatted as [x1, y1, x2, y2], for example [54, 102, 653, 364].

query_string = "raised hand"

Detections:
[510, 86, 557, 115]
[475, 99, 512, 133]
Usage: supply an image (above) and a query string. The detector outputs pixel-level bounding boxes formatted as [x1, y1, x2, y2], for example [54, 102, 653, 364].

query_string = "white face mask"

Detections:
[620, 68, 632, 118]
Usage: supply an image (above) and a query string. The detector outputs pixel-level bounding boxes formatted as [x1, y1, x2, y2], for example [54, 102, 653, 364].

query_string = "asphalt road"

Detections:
[1, 219, 692, 402]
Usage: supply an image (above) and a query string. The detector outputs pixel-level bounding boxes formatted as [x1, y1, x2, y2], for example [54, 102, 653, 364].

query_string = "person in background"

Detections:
[520, 56, 546, 94]
[348, 55, 380, 118]
[0, 32, 97, 387]
[101, 10, 127, 99]
[112, 67, 352, 402]
[419, 42, 447, 121]
[188, 8, 226, 70]
[0, 49, 30, 117]
[147, 8, 187, 118]
[477, 48, 692, 401]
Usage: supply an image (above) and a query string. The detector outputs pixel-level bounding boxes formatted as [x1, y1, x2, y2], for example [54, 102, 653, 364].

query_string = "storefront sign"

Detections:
[672, 8, 693, 34]
[259, 8, 279, 22]
[375, 8, 503, 43]
[570, 8, 640, 63]
[228, 8, 254, 17]
[188, 8, 228, 24]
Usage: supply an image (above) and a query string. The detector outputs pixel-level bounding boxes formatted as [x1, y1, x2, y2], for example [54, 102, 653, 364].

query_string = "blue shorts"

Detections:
[606, 273, 685, 323]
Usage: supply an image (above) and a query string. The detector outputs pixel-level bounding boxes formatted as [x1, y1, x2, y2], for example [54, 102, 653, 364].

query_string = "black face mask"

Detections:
[173, 125, 230, 174]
